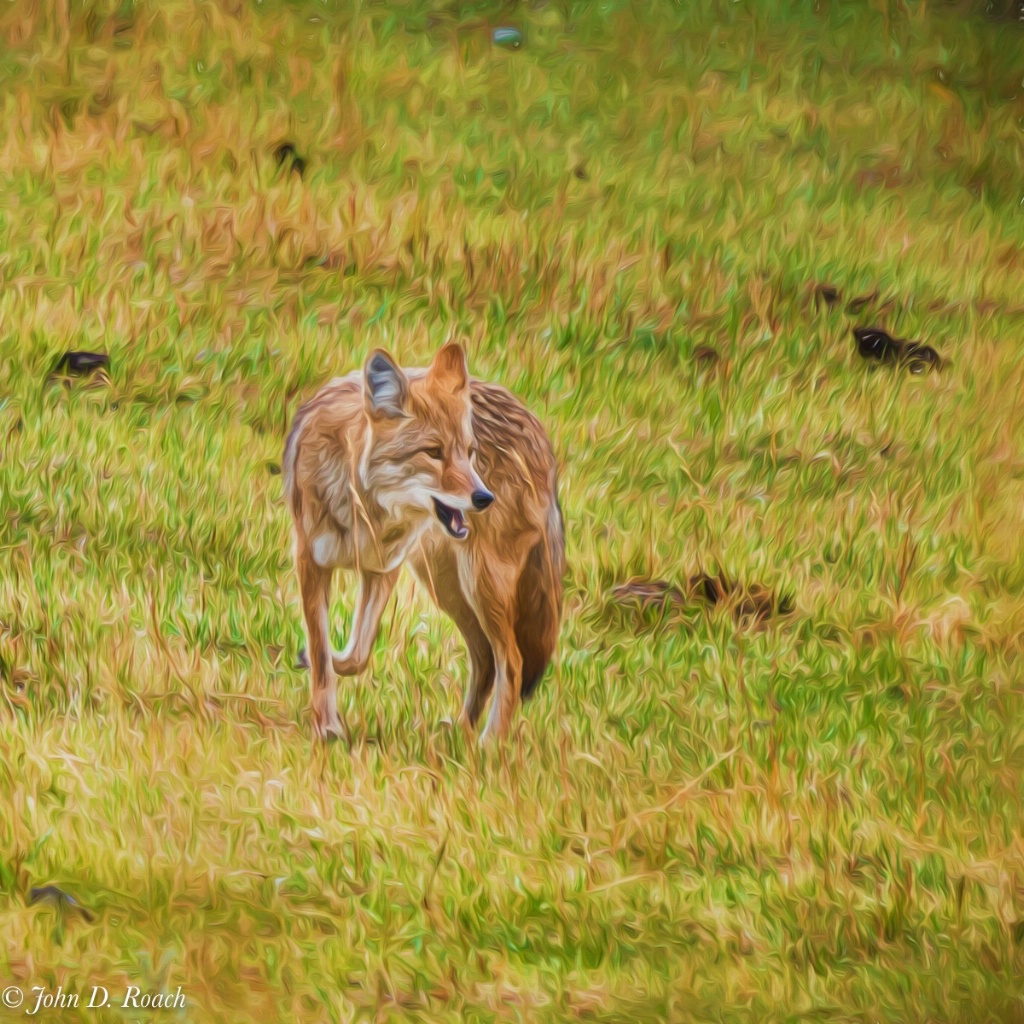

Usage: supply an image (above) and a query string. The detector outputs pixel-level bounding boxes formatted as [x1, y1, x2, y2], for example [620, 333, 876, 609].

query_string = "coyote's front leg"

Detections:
[296, 546, 346, 742]
[331, 569, 399, 677]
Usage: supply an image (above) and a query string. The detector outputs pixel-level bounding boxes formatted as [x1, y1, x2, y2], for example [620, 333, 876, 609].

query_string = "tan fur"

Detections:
[283, 344, 565, 743]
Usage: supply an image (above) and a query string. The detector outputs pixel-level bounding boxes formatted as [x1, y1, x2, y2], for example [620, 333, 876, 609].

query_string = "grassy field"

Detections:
[2, 0, 1024, 1020]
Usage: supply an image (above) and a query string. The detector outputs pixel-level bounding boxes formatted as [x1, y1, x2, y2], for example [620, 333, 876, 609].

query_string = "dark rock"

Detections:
[492, 26, 523, 48]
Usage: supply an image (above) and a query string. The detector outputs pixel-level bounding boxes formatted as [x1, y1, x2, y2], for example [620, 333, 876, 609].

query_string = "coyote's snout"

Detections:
[283, 343, 565, 743]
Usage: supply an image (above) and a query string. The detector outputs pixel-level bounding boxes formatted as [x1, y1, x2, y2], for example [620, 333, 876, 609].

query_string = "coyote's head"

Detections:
[359, 343, 494, 540]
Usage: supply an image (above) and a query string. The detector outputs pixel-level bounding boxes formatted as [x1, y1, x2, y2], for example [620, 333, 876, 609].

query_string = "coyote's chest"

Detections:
[305, 466, 428, 574]
[308, 520, 427, 574]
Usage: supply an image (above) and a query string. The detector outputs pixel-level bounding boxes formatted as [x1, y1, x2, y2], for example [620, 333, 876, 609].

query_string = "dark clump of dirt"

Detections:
[853, 328, 944, 374]
[846, 291, 879, 315]
[855, 327, 902, 362]
[274, 142, 306, 178]
[983, 0, 1024, 24]
[816, 284, 841, 309]
[610, 574, 794, 625]
[691, 345, 720, 368]
[28, 886, 95, 923]
[50, 351, 110, 377]
[687, 572, 794, 622]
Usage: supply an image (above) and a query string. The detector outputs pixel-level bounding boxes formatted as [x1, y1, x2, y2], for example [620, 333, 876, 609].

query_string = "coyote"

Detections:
[283, 344, 565, 743]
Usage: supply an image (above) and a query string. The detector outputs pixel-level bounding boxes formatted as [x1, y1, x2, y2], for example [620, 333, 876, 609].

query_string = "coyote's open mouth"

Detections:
[433, 498, 469, 540]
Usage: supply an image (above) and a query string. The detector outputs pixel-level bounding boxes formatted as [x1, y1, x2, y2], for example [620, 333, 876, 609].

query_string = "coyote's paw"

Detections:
[312, 702, 348, 744]
[316, 718, 347, 743]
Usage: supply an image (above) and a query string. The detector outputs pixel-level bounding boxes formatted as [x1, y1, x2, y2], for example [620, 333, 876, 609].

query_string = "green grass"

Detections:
[2, 0, 1024, 1020]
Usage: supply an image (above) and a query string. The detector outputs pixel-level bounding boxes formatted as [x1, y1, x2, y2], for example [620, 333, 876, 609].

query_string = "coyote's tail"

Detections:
[515, 494, 566, 700]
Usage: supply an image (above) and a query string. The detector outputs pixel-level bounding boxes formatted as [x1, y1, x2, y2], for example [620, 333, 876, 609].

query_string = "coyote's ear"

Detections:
[364, 349, 408, 419]
[427, 343, 468, 394]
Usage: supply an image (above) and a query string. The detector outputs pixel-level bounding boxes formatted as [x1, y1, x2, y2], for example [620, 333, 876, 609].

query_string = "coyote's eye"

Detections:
[425, 447, 444, 461]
